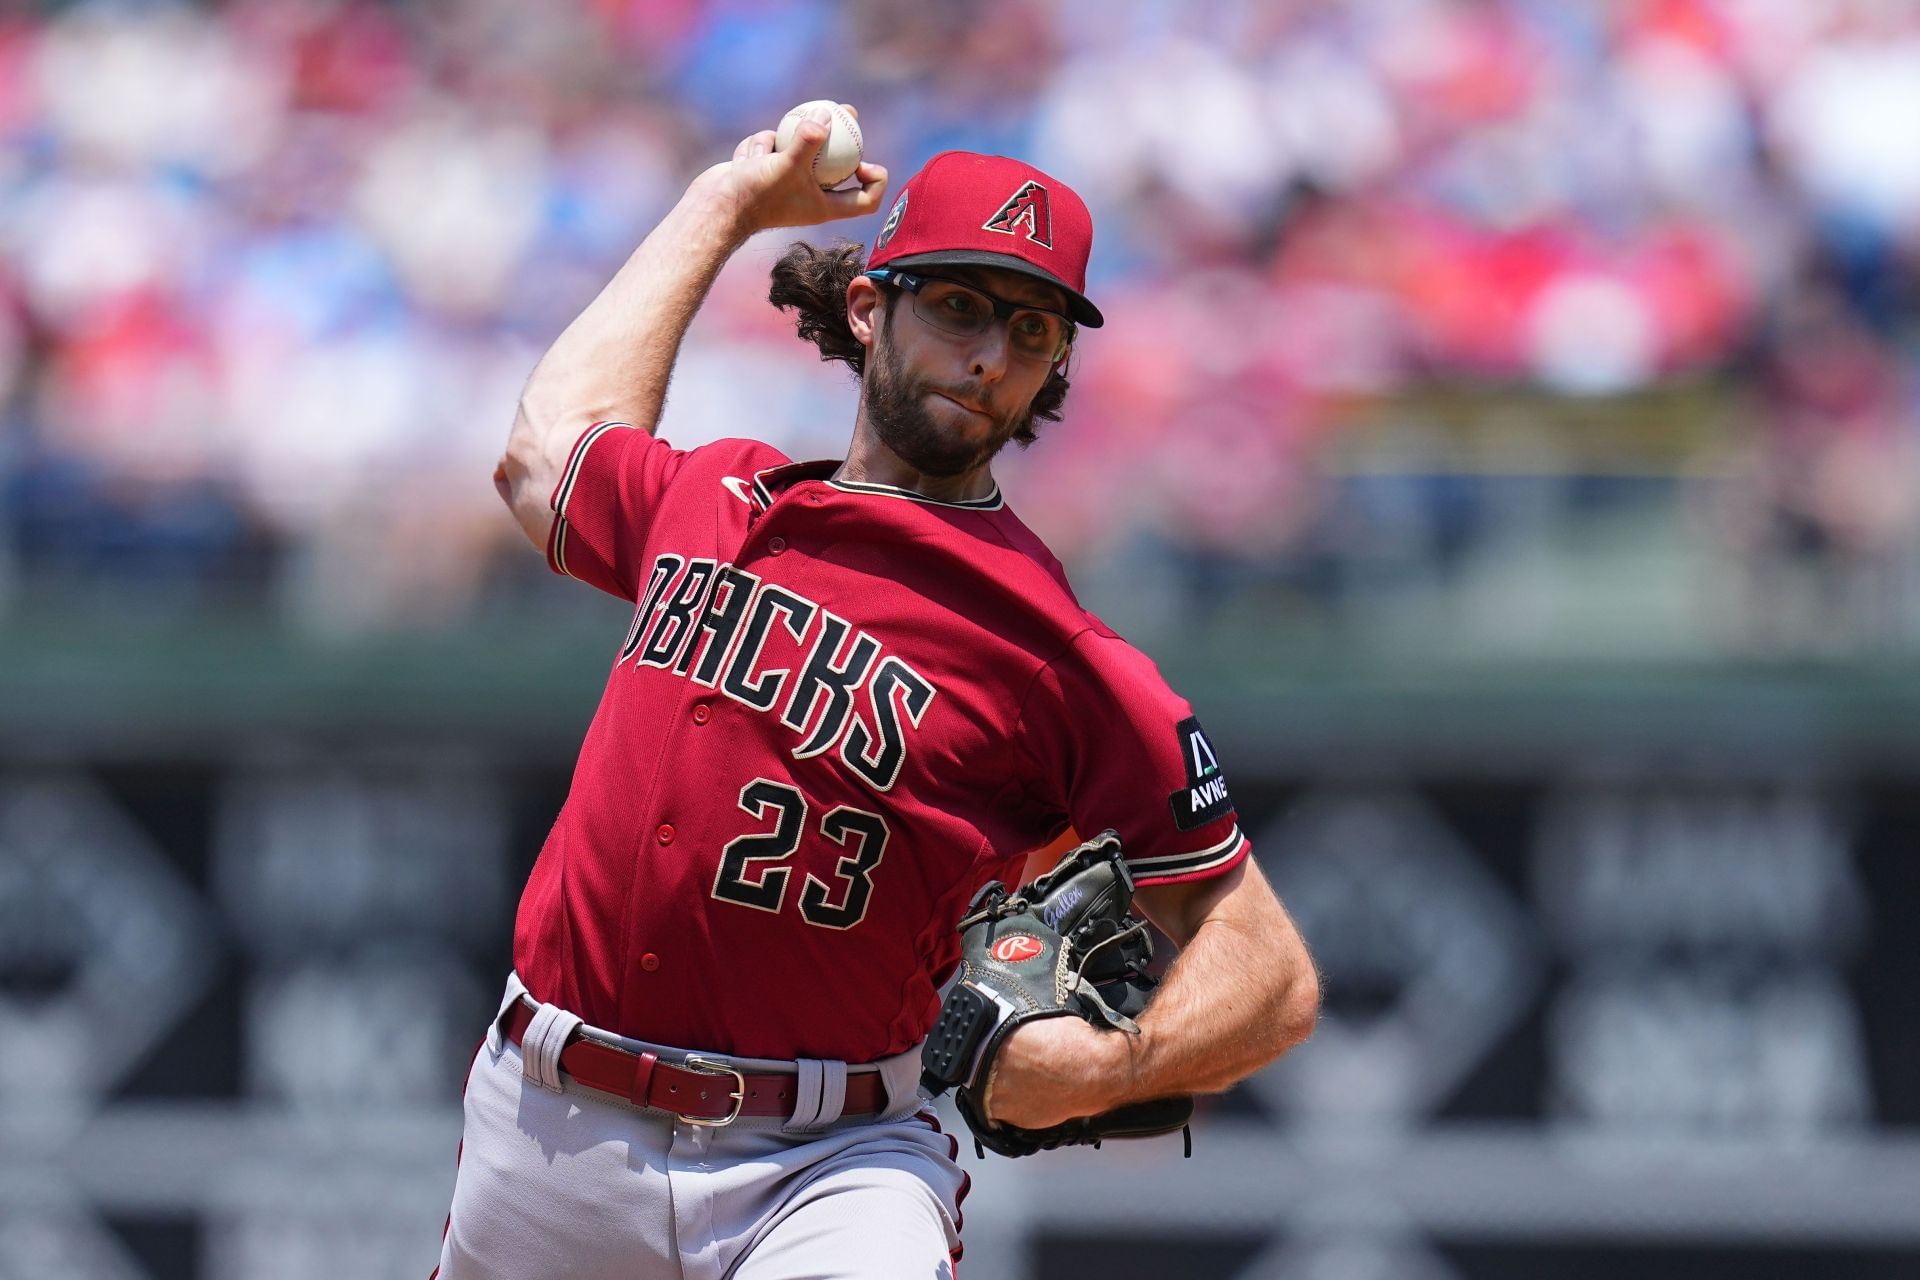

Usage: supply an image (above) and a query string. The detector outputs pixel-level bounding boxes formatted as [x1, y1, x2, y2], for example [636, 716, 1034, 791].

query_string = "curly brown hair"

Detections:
[767, 239, 1071, 447]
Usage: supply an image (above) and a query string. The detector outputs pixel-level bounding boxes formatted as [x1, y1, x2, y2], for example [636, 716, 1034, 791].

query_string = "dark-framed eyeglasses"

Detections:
[866, 268, 1075, 366]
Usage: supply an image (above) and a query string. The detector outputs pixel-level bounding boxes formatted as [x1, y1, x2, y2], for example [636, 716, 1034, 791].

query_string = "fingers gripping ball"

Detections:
[775, 100, 864, 188]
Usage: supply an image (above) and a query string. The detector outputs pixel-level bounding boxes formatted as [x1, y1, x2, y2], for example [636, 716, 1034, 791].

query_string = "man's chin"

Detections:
[863, 376, 1017, 478]
[933, 396, 1017, 452]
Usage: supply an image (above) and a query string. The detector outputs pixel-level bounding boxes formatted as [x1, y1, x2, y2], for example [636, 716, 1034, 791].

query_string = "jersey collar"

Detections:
[749, 460, 837, 508]
[751, 461, 1006, 512]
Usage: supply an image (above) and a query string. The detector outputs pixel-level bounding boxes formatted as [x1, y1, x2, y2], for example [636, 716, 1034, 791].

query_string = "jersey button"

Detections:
[768, 537, 787, 554]
[692, 705, 710, 725]
[641, 953, 661, 972]
[656, 824, 675, 845]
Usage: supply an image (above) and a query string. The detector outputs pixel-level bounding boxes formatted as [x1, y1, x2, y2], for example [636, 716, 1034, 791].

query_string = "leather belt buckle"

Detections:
[677, 1056, 747, 1127]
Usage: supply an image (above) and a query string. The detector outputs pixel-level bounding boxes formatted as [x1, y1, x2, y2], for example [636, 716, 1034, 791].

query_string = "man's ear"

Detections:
[847, 275, 883, 349]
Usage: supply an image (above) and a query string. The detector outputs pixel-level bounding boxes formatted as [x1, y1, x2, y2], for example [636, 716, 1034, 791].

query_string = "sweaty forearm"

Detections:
[518, 177, 752, 457]
[1107, 891, 1318, 1106]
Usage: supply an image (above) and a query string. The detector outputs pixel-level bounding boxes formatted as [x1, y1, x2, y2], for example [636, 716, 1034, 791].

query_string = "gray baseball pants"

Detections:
[433, 974, 967, 1279]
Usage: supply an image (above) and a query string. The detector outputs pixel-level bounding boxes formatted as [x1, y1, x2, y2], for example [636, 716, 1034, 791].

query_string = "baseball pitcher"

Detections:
[432, 105, 1319, 1279]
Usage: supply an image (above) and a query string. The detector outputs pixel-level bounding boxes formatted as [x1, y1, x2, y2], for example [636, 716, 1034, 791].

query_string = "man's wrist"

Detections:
[1094, 1024, 1142, 1111]
[683, 169, 760, 247]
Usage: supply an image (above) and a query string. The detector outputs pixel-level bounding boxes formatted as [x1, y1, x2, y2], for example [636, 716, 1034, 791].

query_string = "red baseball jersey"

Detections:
[512, 422, 1251, 1062]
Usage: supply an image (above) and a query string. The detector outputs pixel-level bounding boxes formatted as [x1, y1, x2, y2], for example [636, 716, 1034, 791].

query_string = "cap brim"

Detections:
[881, 250, 1104, 328]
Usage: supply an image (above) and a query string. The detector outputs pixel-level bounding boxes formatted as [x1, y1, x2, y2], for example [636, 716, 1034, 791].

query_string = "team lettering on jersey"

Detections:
[617, 553, 936, 793]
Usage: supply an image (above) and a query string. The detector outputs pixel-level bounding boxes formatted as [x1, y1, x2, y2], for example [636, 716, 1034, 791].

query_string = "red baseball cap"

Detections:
[866, 151, 1104, 328]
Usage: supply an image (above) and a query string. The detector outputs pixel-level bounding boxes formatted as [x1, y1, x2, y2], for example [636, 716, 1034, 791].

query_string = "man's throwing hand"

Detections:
[698, 103, 888, 237]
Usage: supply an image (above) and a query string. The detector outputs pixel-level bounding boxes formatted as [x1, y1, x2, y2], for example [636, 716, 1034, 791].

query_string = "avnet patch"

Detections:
[1168, 715, 1234, 831]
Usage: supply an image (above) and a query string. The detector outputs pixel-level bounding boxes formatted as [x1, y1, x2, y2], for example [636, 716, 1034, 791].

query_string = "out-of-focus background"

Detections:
[2, 0, 1917, 1276]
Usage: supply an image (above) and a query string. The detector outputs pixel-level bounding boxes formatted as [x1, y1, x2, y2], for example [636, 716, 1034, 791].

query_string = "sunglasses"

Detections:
[867, 268, 1075, 366]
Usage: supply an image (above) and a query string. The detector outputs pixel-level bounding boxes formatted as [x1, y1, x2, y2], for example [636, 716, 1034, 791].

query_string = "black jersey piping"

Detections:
[824, 478, 1005, 510]
[749, 462, 1005, 511]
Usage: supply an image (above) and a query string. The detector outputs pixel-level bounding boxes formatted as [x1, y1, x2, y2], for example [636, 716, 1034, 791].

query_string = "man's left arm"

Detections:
[983, 857, 1319, 1129]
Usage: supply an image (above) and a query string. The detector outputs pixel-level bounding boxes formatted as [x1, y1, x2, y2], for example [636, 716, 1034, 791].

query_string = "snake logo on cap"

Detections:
[983, 181, 1053, 249]
[875, 189, 909, 252]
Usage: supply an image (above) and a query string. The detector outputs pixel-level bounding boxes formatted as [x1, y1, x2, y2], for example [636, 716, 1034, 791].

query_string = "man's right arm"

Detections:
[496, 108, 887, 550]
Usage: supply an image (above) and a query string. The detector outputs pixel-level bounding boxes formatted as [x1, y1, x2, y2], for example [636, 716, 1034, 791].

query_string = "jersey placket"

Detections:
[618, 485, 819, 1015]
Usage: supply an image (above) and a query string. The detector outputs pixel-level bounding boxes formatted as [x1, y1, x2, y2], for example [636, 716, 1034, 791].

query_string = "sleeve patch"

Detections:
[1167, 715, 1233, 832]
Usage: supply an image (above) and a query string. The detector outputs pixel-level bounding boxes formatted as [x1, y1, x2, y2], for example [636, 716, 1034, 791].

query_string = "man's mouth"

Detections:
[935, 392, 989, 418]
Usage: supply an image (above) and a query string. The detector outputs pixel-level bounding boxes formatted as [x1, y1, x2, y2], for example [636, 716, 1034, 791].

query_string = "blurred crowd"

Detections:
[2, 0, 1918, 644]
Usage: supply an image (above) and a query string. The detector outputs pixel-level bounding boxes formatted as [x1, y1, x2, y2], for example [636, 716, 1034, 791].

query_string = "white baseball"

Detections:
[774, 99, 863, 188]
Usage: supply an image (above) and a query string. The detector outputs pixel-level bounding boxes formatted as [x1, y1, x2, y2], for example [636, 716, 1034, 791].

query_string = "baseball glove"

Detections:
[920, 830, 1194, 1158]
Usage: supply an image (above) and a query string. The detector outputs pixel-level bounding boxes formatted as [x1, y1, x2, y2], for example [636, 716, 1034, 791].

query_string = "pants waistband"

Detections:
[489, 972, 923, 1131]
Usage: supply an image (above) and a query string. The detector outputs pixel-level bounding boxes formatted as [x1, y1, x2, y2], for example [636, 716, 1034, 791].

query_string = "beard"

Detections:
[861, 324, 1029, 479]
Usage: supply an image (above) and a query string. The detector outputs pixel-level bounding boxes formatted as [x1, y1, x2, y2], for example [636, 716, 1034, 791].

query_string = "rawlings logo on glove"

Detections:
[920, 830, 1194, 1158]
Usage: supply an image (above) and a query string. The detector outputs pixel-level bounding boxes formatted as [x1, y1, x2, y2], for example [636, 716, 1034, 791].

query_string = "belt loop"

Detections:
[785, 1059, 826, 1132]
[521, 1002, 583, 1094]
[877, 1042, 928, 1116]
[813, 1060, 848, 1129]
[488, 974, 530, 1055]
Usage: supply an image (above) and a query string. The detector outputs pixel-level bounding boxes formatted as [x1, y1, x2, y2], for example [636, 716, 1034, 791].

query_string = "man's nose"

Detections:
[969, 321, 1011, 383]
